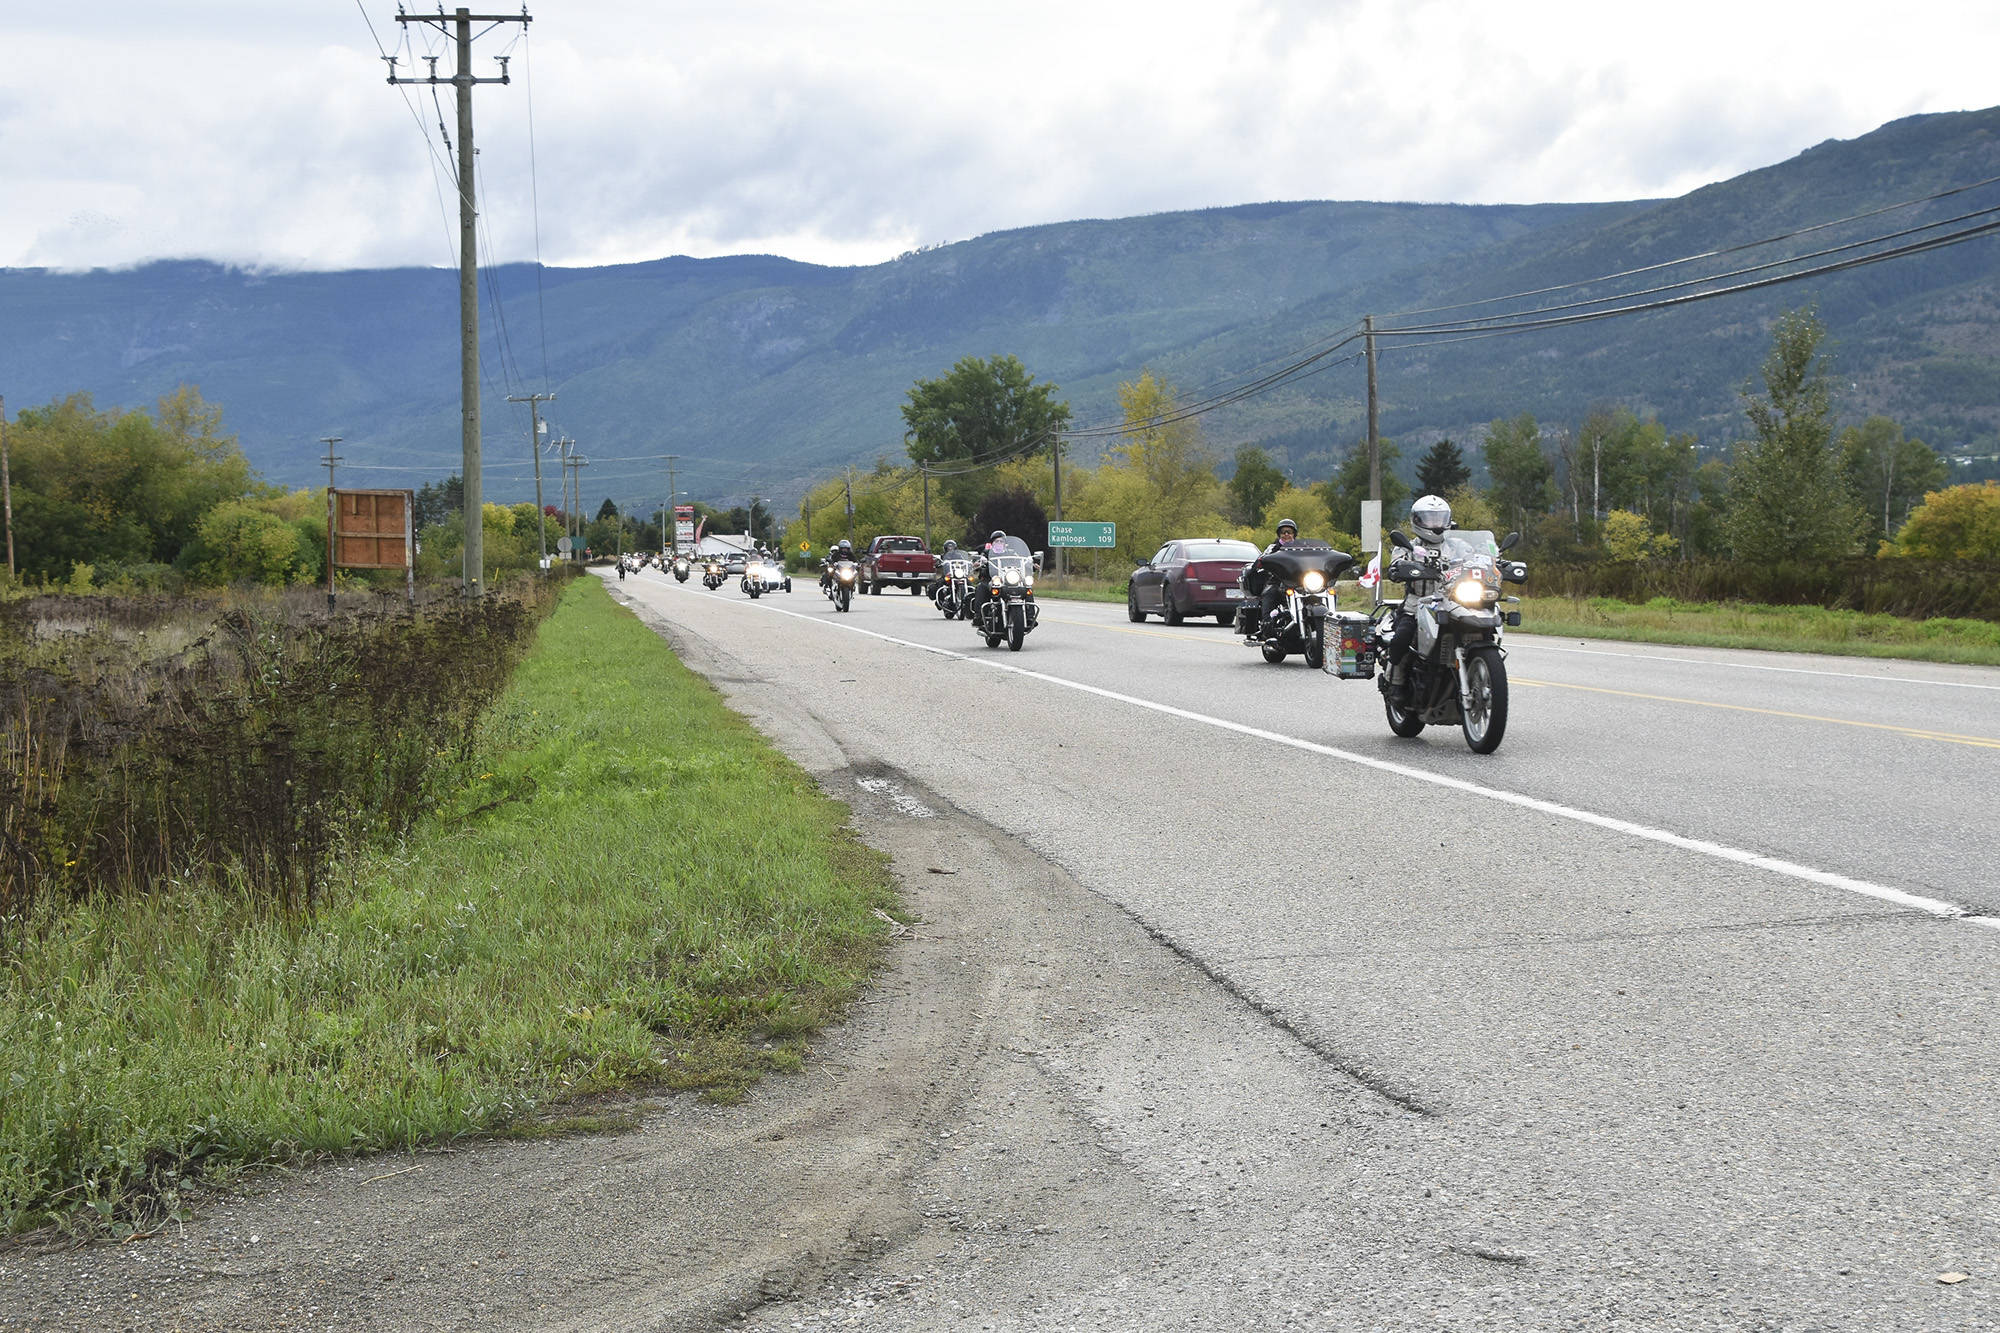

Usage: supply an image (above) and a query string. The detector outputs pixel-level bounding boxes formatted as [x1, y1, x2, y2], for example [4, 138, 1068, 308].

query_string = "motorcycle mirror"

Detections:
[1499, 531, 1521, 552]
[1389, 529, 1413, 551]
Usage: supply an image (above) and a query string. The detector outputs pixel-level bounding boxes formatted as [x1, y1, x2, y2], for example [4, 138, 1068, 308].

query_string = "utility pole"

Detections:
[553, 436, 573, 557]
[920, 463, 931, 551]
[0, 394, 14, 580]
[508, 392, 555, 567]
[319, 436, 343, 491]
[1364, 315, 1381, 507]
[844, 466, 855, 544]
[571, 454, 589, 557]
[388, 6, 531, 596]
[1051, 433, 1064, 579]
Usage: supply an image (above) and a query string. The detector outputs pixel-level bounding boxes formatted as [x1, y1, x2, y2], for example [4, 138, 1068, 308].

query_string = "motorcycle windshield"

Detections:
[1256, 543, 1355, 584]
[1439, 532, 1500, 580]
[986, 535, 1033, 560]
[988, 555, 1033, 585]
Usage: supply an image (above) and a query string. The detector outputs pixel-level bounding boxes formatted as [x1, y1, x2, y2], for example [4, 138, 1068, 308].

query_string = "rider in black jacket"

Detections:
[1243, 518, 1298, 636]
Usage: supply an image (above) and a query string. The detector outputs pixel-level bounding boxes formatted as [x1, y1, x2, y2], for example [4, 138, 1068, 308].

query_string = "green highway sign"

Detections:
[1047, 521, 1115, 549]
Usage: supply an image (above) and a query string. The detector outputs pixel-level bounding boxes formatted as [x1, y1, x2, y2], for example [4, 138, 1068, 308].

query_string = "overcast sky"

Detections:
[4, 1, 1995, 273]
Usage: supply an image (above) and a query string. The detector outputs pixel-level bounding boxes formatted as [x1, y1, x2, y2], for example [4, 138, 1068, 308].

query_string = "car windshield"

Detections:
[1182, 540, 1258, 561]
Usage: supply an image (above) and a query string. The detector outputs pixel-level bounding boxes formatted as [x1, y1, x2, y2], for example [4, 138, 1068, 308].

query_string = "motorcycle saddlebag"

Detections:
[1325, 611, 1376, 679]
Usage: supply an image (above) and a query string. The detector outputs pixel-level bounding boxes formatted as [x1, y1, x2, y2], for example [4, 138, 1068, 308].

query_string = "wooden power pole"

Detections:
[388, 7, 531, 595]
[1364, 314, 1381, 506]
[508, 391, 555, 567]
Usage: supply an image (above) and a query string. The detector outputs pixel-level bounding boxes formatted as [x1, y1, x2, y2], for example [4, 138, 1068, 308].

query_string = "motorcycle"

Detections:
[931, 555, 975, 619]
[1231, 540, 1355, 667]
[969, 535, 1040, 651]
[823, 557, 859, 611]
[701, 559, 726, 590]
[672, 554, 691, 583]
[740, 556, 790, 600]
[1371, 528, 1527, 754]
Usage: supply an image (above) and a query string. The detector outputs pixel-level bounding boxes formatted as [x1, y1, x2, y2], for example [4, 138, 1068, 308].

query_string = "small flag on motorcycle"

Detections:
[1359, 553, 1381, 589]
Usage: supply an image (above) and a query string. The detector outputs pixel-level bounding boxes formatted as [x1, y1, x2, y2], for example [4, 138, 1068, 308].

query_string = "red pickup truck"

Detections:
[858, 535, 937, 594]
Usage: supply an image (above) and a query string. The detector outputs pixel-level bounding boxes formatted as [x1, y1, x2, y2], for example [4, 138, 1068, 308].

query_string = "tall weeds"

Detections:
[0, 576, 570, 919]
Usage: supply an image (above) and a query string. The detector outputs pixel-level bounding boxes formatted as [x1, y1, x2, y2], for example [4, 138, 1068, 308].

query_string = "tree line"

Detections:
[783, 309, 1997, 575]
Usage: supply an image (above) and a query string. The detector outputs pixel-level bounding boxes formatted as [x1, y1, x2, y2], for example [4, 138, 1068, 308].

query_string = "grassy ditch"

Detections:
[0, 579, 897, 1235]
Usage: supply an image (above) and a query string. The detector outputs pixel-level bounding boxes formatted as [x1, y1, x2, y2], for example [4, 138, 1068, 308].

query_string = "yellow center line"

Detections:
[1513, 677, 2000, 750]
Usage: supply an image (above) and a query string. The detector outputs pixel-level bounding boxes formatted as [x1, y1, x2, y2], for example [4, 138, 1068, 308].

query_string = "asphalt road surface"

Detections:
[621, 567, 1998, 1331]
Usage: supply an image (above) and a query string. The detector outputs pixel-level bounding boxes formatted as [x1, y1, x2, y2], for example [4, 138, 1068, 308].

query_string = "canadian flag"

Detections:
[1359, 553, 1381, 588]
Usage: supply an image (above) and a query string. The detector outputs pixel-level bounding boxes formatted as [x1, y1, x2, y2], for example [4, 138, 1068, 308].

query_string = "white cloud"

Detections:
[0, 0, 1993, 272]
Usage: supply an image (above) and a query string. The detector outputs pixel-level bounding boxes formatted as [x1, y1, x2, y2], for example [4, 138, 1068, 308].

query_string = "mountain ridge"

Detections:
[2, 107, 1995, 506]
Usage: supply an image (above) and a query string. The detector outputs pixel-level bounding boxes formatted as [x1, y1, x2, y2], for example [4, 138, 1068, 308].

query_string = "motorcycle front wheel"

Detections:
[1460, 647, 1508, 754]
[837, 587, 851, 612]
[1303, 624, 1325, 670]
[1007, 620, 1025, 651]
[1384, 681, 1426, 737]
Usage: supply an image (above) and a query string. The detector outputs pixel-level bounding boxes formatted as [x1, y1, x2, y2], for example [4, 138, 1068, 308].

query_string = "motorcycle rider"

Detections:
[820, 538, 855, 591]
[1243, 518, 1298, 637]
[1384, 494, 1454, 686]
[968, 531, 1012, 621]
[931, 539, 962, 604]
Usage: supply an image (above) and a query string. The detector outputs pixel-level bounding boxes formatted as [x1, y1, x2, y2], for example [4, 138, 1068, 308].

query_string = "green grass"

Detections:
[1515, 594, 2000, 665]
[0, 578, 900, 1235]
[1033, 575, 1129, 604]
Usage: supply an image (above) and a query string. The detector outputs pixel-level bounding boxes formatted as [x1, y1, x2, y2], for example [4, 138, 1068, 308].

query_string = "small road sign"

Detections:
[557, 536, 573, 554]
[1047, 521, 1115, 548]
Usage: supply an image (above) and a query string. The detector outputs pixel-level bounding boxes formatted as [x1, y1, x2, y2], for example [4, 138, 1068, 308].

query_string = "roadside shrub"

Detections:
[1529, 557, 2000, 622]
[0, 574, 573, 918]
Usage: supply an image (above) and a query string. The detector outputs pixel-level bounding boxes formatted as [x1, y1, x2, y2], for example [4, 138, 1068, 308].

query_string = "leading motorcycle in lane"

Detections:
[823, 556, 859, 612]
[700, 558, 726, 590]
[672, 553, 691, 583]
[969, 535, 1040, 651]
[1371, 528, 1526, 754]
[1231, 539, 1355, 667]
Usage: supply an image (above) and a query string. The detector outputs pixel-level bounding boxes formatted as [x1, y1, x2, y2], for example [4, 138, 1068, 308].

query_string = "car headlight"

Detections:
[1301, 570, 1326, 593]
[1451, 577, 1492, 607]
[1003, 568, 1022, 585]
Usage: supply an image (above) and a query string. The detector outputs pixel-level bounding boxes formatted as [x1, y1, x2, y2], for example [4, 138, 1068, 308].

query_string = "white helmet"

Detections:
[1409, 494, 1452, 544]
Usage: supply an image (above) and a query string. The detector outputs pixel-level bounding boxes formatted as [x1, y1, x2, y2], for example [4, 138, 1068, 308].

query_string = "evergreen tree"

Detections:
[1415, 439, 1470, 496]
[1725, 307, 1862, 563]
[1227, 446, 1286, 524]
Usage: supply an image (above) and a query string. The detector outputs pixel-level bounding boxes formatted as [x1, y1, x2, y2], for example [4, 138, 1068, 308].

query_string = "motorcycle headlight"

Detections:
[838, 569, 855, 582]
[1024, 572, 1035, 587]
[1003, 568, 1022, 585]
[1451, 577, 1492, 607]
[1301, 570, 1326, 593]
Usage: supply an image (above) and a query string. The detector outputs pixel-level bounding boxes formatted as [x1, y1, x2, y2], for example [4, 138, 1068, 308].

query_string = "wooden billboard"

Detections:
[327, 488, 415, 604]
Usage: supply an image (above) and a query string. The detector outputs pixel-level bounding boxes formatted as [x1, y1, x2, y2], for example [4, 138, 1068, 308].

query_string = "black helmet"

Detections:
[1275, 517, 1298, 539]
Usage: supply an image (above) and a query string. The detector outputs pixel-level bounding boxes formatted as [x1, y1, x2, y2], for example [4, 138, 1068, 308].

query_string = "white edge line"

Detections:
[631, 578, 2000, 934]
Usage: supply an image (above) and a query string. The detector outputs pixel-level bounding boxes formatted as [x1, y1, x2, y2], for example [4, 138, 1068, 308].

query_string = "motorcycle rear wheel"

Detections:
[1460, 647, 1508, 753]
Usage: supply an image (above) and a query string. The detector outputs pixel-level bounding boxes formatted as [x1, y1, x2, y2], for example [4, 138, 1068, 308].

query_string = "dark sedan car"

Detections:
[1127, 538, 1260, 624]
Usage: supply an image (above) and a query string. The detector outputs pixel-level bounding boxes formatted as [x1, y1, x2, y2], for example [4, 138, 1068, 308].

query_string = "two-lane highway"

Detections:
[615, 569, 1999, 1329]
